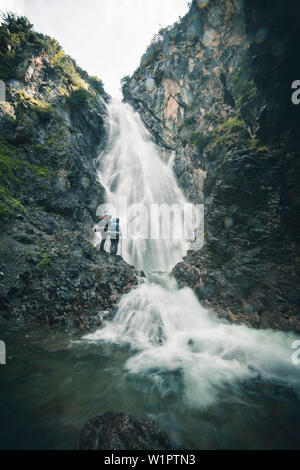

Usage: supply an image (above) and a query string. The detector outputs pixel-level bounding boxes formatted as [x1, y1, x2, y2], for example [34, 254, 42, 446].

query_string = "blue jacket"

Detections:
[109, 218, 120, 238]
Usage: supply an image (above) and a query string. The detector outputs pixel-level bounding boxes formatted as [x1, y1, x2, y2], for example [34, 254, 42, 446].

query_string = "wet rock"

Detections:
[123, 0, 300, 332]
[0, 220, 138, 331]
[0, 18, 138, 331]
[75, 411, 174, 450]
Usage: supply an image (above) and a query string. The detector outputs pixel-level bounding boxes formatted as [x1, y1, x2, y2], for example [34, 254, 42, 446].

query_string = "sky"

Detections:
[0, 0, 190, 97]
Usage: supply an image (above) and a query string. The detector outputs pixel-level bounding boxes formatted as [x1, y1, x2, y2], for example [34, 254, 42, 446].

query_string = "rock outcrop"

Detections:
[75, 411, 173, 450]
[0, 14, 138, 330]
[123, 0, 300, 332]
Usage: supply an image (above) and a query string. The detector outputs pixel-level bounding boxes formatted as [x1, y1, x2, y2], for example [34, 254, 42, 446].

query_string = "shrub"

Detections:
[65, 87, 94, 112]
[217, 117, 246, 134]
[190, 132, 213, 152]
[212, 117, 247, 146]
[0, 13, 44, 79]
[88, 75, 105, 94]
[53, 54, 87, 88]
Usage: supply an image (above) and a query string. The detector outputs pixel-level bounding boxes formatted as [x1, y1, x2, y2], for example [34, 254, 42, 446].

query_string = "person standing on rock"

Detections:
[109, 217, 120, 256]
[95, 213, 112, 252]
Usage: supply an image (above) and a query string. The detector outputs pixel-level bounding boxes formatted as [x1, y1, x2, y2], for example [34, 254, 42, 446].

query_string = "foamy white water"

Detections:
[94, 99, 194, 272]
[86, 100, 300, 409]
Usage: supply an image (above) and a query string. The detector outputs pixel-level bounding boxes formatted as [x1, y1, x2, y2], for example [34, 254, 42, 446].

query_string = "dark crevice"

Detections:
[220, 72, 236, 108]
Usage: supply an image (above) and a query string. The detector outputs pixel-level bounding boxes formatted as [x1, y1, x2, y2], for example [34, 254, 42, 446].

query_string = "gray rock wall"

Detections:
[123, 0, 300, 332]
[0, 17, 138, 329]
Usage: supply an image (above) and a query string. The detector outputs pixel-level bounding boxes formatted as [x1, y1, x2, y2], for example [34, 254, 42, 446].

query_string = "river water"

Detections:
[1, 101, 300, 449]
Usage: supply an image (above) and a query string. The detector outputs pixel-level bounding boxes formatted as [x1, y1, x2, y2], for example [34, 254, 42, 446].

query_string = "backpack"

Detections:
[110, 218, 120, 233]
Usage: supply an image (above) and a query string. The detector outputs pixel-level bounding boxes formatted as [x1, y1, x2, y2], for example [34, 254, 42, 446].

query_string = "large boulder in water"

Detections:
[75, 411, 173, 450]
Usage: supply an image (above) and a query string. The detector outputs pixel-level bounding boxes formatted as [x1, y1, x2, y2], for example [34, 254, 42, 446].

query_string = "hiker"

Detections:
[109, 217, 120, 255]
[95, 213, 112, 252]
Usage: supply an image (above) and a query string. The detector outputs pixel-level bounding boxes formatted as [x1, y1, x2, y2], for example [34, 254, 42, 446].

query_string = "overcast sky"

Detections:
[0, 0, 189, 96]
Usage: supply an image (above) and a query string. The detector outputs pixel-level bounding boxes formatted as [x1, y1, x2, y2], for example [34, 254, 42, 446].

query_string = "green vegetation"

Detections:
[30, 143, 48, 154]
[0, 184, 25, 223]
[0, 136, 54, 225]
[50, 40, 105, 95]
[31, 100, 55, 122]
[44, 126, 68, 156]
[0, 11, 73, 83]
[0, 138, 20, 180]
[27, 164, 53, 178]
[189, 132, 213, 152]
[212, 117, 247, 146]
[140, 36, 164, 69]
[51, 48, 87, 90]
[248, 138, 270, 153]
[231, 56, 257, 108]
[121, 75, 130, 95]
[157, 25, 173, 41]
[37, 251, 51, 268]
[87, 75, 105, 95]
[14, 91, 57, 129]
[0, 12, 105, 99]
[204, 112, 223, 125]
[1, 101, 15, 119]
[84, 243, 98, 259]
[179, 114, 247, 152]
[217, 118, 246, 134]
[0, 13, 33, 79]
[184, 117, 248, 152]
[0, 136, 54, 180]
[51, 48, 65, 68]
[0, 13, 57, 79]
[65, 87, 95, 112]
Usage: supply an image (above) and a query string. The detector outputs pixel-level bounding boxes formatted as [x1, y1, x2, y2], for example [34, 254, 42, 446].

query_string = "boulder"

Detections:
[75, 411, 173, 450]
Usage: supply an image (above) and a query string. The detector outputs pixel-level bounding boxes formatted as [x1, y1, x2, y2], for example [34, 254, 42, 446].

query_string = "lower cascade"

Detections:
[84, 101, 300, 409]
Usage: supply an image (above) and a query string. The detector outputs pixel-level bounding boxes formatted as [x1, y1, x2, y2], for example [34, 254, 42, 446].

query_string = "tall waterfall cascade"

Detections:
[86, 100, 300, 409]
[94, 99, 197, 272]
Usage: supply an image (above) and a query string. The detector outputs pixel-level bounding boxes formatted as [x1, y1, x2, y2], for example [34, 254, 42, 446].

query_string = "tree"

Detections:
[1, 12, 33, 34]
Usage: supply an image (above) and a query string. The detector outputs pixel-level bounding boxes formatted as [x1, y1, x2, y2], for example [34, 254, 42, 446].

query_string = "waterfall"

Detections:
[86, 100, 300, 409]
[94, 99, 196, 272]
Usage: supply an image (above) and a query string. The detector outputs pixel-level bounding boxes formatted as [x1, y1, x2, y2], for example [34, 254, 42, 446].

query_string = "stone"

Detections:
[0, 19, 137, 331]
[75, 411, 174, 450]
[122, 0, 300, 333]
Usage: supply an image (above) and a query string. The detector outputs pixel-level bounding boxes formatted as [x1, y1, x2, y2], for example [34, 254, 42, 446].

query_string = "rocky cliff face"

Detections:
[123, 0, 300, 332]
[0, 15, 137, 330]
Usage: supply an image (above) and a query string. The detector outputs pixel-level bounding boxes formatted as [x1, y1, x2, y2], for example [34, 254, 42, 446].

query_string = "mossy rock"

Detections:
[65, 87, 96, 113]
[37, 251, 51, 268]
[0, 136, 54, 226]
[0, 184, 26, 225]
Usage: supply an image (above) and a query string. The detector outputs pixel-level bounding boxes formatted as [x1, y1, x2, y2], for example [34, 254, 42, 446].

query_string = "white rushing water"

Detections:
[94, 99, 195, 272]
[86, 100, 300, 408]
